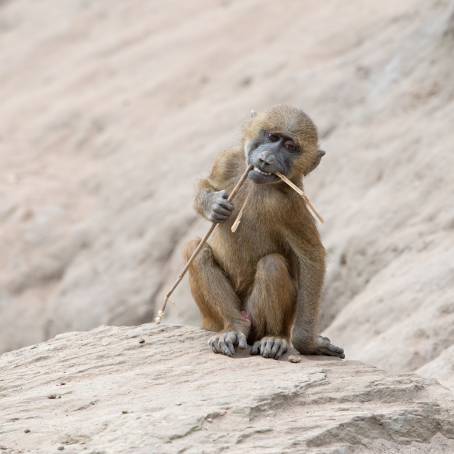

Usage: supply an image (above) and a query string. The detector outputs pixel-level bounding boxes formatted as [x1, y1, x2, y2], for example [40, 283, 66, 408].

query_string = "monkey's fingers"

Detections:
[318, 347, 345, 359]
[316, 337, 345, 359]
[251, 341, 261, 355]
[272, 339, 288, 359]
[237, 333, 248, 349]
[208, 332, 248, 357]
[270, 341, 280, 357]
[225, 331, 247, 352]
[264, 338, 288, 359]
[208, 335, 231, 356]
[208, 336, 221, 354]
[213, 206, 232, 217]
[262, 338, 275, 358]
[219, 333, 235, 356]
[251, 337, 288, 359]
[217, 200, 234, 211]
[224, 332, 238, 356]
[276, 341, 288, 359]
[328, 344, 345, 358]
[209, 212, 230, 223]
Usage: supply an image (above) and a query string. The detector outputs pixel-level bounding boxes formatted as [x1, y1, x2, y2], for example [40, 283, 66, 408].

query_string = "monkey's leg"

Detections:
[246, 254, 296, 360]
[184, 239, 250, 357]
[292, 257, 345, 359]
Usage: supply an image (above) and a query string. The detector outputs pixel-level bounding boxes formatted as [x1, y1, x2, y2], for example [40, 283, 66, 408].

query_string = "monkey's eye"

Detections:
[284, 140, 298, 152]
[267, 133, 280, 143]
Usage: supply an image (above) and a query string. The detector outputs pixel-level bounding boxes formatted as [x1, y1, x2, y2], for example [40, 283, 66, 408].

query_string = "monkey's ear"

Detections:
[250, 109, 257, 118]
[305, 149, 326, 175]
[313, 149, 326, 168]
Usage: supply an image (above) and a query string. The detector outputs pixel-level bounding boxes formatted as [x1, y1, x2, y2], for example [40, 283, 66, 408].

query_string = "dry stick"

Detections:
[231, 190, 251, 233]
[275, 172, 324, 224]
[155, 165, 253, 324]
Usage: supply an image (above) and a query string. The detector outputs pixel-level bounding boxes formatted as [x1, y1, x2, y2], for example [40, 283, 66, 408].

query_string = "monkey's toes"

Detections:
[315, 336, 345, 359]
[251, 337, 288, 360]
[208, 331, 247, 357]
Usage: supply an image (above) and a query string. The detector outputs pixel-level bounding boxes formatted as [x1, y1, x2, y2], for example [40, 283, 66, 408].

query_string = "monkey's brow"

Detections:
[266, 130, 295, 141]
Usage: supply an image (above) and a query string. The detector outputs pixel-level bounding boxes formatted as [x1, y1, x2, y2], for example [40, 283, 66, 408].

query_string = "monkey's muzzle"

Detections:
[247, 142, 287, 184]
[248, 166, 280, 184]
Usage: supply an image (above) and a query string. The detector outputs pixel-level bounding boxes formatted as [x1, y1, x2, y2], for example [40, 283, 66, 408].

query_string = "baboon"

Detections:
[184, 105, 344, 360]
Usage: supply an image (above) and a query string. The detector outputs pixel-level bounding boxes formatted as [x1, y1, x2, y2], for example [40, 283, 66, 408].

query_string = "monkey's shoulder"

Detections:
[208, 147, 245, 189]
[275, 197, 322, 244]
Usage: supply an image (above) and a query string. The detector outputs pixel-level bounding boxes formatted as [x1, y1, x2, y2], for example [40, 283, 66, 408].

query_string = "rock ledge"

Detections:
[0, 324, 453, 453]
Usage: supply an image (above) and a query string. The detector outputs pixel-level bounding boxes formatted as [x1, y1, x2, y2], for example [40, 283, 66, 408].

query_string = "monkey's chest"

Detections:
[210, 210, 290, 293]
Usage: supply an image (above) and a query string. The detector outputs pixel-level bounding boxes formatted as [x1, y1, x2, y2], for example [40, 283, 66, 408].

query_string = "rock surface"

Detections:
[1, 325, 454, 454]
[1, 0, 453, 393]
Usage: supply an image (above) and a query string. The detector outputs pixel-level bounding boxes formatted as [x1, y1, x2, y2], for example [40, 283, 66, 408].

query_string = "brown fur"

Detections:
[184, 105, 343, 358]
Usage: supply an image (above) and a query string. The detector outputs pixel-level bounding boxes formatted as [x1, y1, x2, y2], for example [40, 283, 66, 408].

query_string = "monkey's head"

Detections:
[243, 105, 324, 184]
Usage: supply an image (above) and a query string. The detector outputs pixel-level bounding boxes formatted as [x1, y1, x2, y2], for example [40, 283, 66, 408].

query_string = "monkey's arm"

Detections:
[286, 220, 344, 358]
[194, 149, 241, 223]
[194, 180, 233, 223]
[287, 230, 325, 346]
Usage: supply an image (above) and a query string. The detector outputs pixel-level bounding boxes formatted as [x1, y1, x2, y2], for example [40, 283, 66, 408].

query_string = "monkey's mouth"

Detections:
[253, 167, 272, 176]
[249, 167, 280, 184]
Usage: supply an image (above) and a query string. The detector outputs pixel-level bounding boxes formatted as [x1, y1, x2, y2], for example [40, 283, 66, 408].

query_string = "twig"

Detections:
[275, 172, 324, 224]
[231, 191, 251, 233]
[155, 165, 253, 324]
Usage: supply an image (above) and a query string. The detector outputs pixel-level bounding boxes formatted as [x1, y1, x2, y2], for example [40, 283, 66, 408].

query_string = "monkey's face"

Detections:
[243, 105, 321, 184]
[246, 131, 301, 184]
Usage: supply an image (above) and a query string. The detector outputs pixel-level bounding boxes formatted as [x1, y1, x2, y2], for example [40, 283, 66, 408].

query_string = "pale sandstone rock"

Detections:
[418, 345, 454, 392]
[0, 324, 453, 453]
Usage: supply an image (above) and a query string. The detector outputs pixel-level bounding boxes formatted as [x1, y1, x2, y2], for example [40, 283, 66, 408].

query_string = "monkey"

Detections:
[183, 104, 344, 360]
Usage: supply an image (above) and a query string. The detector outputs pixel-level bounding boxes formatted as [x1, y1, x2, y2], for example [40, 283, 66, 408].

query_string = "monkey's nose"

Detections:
[258, 158, 272, 168]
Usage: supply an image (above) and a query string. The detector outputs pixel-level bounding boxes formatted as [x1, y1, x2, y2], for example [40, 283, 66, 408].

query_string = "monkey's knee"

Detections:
[254, 253, 296, 308]
[256, 254, 290, 280]
[183, 238, 213, 264]
[248, 254, 295, 340]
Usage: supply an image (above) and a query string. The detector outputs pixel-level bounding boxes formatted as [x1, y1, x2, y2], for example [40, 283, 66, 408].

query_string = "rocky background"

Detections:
[1, 0, 453, 394]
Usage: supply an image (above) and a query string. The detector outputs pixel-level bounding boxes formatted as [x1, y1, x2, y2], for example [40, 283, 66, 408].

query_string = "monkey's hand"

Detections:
[292, 335, 345, 359]
[251, 337, 288, 360]
[204, 190, 234, 223]
[208, 331, 248, 357]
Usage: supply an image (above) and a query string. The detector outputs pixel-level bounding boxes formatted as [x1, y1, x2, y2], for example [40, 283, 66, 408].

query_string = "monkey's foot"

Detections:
[251, 336, 288, 360]
[314, 336, 345, 358]
[296, 336, 345, 359]
[208, 331, 248, 357]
